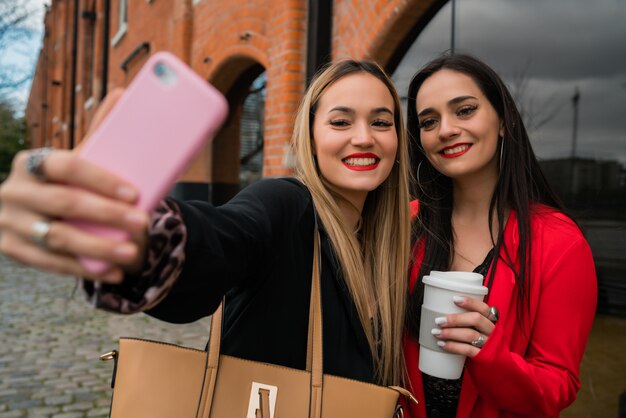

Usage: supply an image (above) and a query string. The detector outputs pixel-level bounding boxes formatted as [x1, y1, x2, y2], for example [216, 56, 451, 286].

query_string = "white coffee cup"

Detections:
[418, 271, 488, 379]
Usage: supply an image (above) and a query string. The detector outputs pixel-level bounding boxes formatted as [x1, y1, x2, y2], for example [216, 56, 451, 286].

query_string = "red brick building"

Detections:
[25, 0, 437, 203]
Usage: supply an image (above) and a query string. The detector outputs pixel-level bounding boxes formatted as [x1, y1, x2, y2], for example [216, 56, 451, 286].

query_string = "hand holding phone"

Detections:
[71, 51, 228, 274]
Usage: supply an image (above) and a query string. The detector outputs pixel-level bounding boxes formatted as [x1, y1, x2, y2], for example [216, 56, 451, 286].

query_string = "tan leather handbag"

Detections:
[100, 230, 415, 417]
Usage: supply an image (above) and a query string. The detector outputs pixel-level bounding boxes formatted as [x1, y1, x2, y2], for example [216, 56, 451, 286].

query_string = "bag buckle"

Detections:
[99, 351, 117, 361]
[99, 350, 118, 388]
[246, 382, 278, 418]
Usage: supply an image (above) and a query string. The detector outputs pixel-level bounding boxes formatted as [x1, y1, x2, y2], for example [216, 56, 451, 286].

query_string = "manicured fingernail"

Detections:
[436, 341, 446, 347]
[117, 185, 138, 201]
[453, 296, 465, 303]
[431, 328, 442, 336]
[125, 211, 147, 227]
[435, 317, 447, 325]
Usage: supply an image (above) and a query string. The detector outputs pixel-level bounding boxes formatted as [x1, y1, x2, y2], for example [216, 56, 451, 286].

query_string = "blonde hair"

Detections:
[292, 60, 411, 385]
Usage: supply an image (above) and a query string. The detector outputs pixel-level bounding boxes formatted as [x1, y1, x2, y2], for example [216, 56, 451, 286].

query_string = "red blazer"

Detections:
[404, 202, 597, 418]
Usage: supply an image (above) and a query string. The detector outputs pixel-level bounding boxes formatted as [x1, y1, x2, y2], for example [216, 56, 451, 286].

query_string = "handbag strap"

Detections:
[198, 221, 325, 418]
[307, 225, 323, 417]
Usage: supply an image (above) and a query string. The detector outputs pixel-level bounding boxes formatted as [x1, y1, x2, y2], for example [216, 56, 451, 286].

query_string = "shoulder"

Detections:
[243, 177, 308, 196]
[234, 178, 314, 232]
[527, 205, 594, 277]
[234, 177, 311, 208]
[529, 204, 584, 244]
[178, 177, 313, 228]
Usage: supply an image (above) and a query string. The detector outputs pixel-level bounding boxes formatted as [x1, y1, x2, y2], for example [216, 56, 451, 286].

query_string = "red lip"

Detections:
[439, 143, 472, 159]
[344, 153, 379, 159]
[342, 153, 380, 171]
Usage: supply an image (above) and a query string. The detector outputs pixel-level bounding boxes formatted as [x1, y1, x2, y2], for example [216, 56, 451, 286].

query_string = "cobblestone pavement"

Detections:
[0, 255, 211, 418]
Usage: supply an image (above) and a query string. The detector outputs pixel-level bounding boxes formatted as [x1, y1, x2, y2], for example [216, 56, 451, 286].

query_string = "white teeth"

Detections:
[343, 157, 377, 166]
[442, 145, 470, 155]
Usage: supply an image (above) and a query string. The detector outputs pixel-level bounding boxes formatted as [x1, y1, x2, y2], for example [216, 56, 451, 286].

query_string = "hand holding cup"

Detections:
[418, 271, 489, 379]
[432, 295, 499, 357]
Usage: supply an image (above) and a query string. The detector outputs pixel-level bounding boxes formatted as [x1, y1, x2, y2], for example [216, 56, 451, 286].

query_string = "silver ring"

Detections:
[31, 220, 51, 248]
[471, 333, 487, 348]
[486, 306, 500, 323]
[25, 147, 54, 181]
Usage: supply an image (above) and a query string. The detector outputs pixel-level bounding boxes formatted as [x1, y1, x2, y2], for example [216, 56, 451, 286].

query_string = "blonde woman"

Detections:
[0, 59, 411, 386]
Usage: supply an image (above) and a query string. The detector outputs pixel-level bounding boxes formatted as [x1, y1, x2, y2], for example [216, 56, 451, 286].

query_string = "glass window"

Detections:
[239, 72, 265, 189]
[393, 1, 626, 416]
[81, 0, 97, 102]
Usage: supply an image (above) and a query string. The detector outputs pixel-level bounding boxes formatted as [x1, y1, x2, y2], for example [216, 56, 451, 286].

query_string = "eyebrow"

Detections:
[417, 95, 477, 118]
[328, 106, 394, 116]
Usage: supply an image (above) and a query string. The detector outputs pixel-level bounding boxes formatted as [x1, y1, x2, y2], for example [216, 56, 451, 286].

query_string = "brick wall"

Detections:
[25, 50, 44, 148]
[333, 0, 437, 66]
[25, 0, 432, 186]
[191, 0, 307, 180]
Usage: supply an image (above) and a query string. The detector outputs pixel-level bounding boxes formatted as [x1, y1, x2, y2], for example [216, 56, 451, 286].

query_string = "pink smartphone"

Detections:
[71, 51, 228, 274]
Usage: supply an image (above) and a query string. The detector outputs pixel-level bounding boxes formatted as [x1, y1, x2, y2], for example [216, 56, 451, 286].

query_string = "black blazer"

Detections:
[147, 178, 375, 383]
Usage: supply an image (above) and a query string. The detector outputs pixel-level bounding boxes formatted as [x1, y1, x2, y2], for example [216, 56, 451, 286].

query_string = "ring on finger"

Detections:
[25, 147, 55, 181]
[486, 305, 500, 323]
[471, 333, 487, 348]
[30, 220, 52, 248]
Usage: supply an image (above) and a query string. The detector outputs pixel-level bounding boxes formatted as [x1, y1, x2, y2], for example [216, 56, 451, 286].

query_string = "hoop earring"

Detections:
[415, 160, 440, 201]
[499, 138, 504, 171]
[416, 161, 429, 196]
[416, 161, 423, 185]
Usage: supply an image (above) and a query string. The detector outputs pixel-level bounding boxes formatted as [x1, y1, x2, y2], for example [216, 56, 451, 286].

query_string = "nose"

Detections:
[351, 121, 375, 147]
[438, 115, 461, 140]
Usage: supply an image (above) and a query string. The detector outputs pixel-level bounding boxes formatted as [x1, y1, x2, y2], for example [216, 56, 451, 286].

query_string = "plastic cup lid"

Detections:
[423, 273, 488, 295]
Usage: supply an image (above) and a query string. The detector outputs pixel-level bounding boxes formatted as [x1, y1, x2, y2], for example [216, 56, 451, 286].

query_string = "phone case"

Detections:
[71, 51, 228, 274]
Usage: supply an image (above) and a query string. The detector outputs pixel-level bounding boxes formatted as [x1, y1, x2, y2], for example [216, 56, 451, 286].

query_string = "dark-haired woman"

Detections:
[403, 53, 597, 418]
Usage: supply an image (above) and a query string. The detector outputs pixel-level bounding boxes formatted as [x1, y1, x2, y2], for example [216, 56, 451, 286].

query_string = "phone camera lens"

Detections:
[154, 63, 166, 77]
[153, 61, 176, 86]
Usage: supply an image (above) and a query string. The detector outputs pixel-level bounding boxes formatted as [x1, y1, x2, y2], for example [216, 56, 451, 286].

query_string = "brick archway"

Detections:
[209, 56, 266, 205]
[332, 0, 440, 70]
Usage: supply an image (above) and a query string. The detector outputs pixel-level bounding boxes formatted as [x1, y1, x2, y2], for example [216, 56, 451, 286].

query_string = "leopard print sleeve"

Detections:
[82, 198, 186, 314]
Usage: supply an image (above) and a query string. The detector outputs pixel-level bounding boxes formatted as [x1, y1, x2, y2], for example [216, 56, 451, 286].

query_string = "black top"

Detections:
[423, 248, 495, 418]
[145, 178, 375, 383]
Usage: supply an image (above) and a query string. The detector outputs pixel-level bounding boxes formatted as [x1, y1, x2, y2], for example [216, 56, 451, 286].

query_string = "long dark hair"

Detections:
[405, 53, 566, 337]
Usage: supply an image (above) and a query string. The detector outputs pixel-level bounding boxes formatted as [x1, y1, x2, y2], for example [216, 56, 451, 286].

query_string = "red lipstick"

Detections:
[342, 153, 380, 171]
[440, 143, 471, 159]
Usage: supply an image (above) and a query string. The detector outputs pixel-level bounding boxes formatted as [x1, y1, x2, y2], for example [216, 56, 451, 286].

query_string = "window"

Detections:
[392, 1, 626, 416]
[82, 0, 97, 104]
[111, 0, 128, 46]
[239, 72, 266, 189]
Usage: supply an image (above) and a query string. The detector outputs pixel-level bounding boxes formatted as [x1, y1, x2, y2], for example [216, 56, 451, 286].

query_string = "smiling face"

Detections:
[312, 72, 398, 208]
[415, 69, 503, 183]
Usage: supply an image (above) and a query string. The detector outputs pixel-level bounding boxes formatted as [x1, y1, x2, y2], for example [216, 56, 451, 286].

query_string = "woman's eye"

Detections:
[457, 105, 477, 117]
[372, 120, 393, 128]
[419, 118, 437, 130]
[330, 119, 350, 127]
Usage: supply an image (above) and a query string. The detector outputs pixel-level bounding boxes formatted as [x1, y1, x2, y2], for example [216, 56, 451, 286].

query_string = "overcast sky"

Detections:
[2, 0, 49, 112]
[393, 0, 626, 165]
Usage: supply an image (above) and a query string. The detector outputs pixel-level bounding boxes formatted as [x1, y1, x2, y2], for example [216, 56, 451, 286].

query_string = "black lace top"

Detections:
[423, 248, 495, 418]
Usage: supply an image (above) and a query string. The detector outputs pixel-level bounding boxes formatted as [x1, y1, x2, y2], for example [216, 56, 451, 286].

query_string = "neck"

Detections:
[452, 168, 498, 222]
